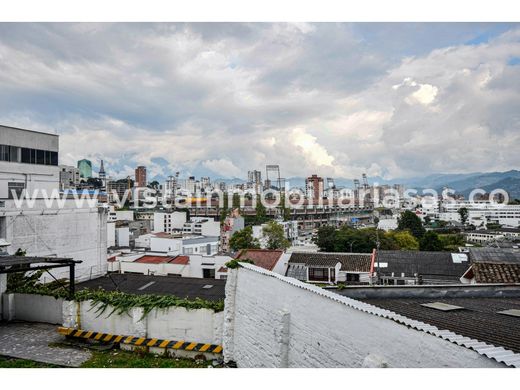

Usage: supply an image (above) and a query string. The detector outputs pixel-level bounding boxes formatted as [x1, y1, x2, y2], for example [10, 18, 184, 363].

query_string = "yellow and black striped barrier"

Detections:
[57, 326, 223, 354]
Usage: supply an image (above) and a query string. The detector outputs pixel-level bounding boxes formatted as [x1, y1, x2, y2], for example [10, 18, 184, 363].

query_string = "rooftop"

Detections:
[359, 296, 520, 354]
[77, 274, 225, 301]
[462, 262, 520, 284]
[235, 249, 284, 271]
[288, 251, 372, 272]
[468, 247, 520, 264]
[182, 236, 219, 245]
[375, 250, 470, 284]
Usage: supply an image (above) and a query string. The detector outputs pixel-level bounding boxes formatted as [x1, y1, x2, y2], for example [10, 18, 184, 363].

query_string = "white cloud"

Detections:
[1, 23, 520, 181]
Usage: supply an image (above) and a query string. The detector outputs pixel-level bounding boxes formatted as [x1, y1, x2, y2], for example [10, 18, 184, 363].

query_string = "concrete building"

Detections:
[220, 209, 245, 252]
[182, 218, 220, 236]
[77, 159, 92, 180]
[58, 165, 80, 190]
[153, 211, 187, 234]
[305, 174, 324, 201]
[0, 125, 60, 199]
[135, 166, 147, 188]
[0, 125, 107, 281]
[182, 236, 219, 256]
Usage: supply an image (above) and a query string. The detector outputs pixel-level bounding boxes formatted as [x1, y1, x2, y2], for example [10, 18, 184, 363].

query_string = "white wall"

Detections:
[116, 227, 130, 247]
[222, 265, 501, 368]
[153, 211, 187, 233]
[107, 222, 116, 247]
[2, 293, 64, 324]
[62, 299, 223, 356]
[150, 237, 182, 254]
[2, 199, 108, 282]
[115, 210, 134, 221]
[119, 261, 188, 277]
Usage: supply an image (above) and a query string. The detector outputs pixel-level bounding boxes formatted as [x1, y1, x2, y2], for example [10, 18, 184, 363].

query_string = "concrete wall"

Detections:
[62, 299, 223, 358]
[222, 264, 501, 368]
[2, 293, 64, 324]
[2, 199, 108, 282]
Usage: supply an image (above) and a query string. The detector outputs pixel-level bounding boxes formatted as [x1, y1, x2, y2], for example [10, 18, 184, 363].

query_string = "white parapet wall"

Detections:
[63, 299, 223, 345]
[2, 293, 64, 324]
[222, 264, 502, 368]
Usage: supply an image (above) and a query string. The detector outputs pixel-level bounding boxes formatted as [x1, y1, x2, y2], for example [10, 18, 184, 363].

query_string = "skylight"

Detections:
[421, 302, 465, 311]
[202, 284, 214, 289]
[497, 309, 520, 318]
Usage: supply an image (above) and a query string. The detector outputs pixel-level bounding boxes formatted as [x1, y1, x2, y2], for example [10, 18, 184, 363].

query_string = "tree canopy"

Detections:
[262, 221, 290, 250]
[419, 231, 444, 251]
[229, 226, 260, 252]
[397, 210, 425, 239]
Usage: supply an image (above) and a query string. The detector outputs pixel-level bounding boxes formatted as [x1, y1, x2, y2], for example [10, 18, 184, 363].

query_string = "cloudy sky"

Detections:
[1, 23, 519, 181]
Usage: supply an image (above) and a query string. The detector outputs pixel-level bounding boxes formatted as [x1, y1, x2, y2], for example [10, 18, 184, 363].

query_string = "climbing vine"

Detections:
[7, 274, 224, 316]
[225, 258, 254, 269]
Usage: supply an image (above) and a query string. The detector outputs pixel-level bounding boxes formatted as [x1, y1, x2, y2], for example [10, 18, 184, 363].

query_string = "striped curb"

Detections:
[57, 326, 223, 354]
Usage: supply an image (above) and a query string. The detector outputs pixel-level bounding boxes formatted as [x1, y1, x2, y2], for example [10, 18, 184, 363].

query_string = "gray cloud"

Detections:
[0, 23, 519, 181]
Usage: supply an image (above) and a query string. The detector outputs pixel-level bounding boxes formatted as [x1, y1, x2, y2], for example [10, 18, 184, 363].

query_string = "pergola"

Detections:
[0, 256, 82, 298]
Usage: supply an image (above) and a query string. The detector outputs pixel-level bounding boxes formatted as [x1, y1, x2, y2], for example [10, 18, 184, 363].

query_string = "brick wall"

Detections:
[222, 264, 501, 368]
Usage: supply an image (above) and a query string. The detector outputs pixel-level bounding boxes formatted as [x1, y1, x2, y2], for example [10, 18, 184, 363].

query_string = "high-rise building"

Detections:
[135, 166, 147, 188]
[305, 174, 324, 201]
[247, 170, 262, 193]
[77, 159, 92, 179]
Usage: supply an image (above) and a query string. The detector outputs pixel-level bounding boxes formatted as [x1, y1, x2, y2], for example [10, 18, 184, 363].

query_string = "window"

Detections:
[346, 273, 360, 282]
[308, 267, 329, 281]
[36, 149, 45, 164]
[203, 268, 215, 278]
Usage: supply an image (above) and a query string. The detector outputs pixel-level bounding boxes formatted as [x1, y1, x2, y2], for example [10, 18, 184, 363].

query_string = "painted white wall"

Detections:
[150, 237, 182, 254]
[116, 227, 130, 247]
[153, 211, 187, 233]
[107, 222, 116, 247]
[3, 293, 64, 324]
[115, 210, 134, 221]
[63, 299, 223, 345]
[2, 199, 108, 282]
[119, 261, 189, 277]
[222, 265, 501, 368]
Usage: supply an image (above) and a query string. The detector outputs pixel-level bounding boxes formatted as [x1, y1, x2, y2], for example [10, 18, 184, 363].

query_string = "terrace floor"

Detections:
[0, 321, 92, 367]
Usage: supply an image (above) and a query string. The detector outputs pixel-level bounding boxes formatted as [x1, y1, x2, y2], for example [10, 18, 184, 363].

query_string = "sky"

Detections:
[0, 22, 520, 182]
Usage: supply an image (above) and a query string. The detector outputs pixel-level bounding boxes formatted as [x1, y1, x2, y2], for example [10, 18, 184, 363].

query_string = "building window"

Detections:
[308, 267, 330, 281]
[203, 268, 215, 278]
[346, 273, 360, 282]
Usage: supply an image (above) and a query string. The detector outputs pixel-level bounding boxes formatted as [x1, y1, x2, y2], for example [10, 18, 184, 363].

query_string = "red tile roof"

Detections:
[134, 255, 176, 264]
[170, 255, 190, 265]
[134, 255, 190, 265]
[235, 249, 284, 271]
[218, 266, 228, 273]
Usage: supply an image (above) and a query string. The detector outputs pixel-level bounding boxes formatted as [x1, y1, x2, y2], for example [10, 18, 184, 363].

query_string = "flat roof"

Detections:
[76, 274, 225, 301]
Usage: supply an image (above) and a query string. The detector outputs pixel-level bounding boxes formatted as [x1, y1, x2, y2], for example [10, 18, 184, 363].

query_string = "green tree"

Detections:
[262, 221, 290, 250]
[397, 210, 425, 239]
[314, 225, 337, 252]
[419, 231, 443, 251]
[255, 197, 269, 224]
[229, 226, 260, 251]
[147, 180, 160, 190]
[386, 230, 419, 250]
[219, 192, 229, 224]
[232, 192, 241, 210]
[458, 207, 469, 225]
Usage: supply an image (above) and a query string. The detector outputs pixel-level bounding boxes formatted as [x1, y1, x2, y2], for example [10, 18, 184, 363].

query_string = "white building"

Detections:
[153, 211, 187, 233]
[0, 125, 107, 281]
[464, 230, 505, 245]
[182, 236, 219, 256]
[182, 218, 220, 236]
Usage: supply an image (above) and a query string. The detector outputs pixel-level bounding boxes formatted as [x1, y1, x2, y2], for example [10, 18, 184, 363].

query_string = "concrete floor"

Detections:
[0, 321, 91, 367]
